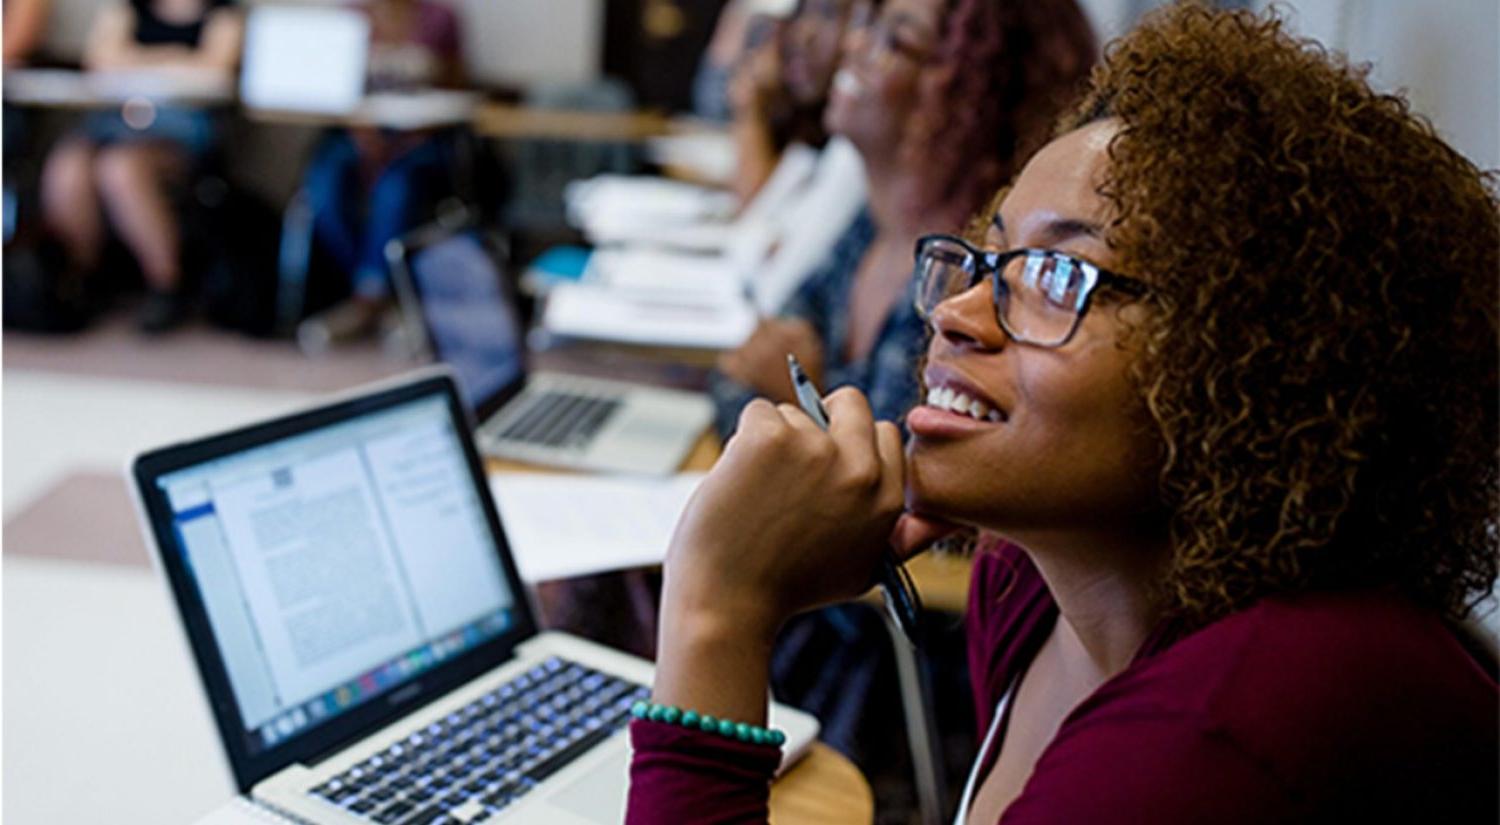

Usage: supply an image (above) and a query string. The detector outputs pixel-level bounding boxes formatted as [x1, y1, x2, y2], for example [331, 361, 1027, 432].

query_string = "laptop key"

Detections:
[374, 801, 415, 824]
[394, 805, 450, 825]
[447, 799, 488, 823]
[306, 659, 642, 822]
[521, 723, 617, 784]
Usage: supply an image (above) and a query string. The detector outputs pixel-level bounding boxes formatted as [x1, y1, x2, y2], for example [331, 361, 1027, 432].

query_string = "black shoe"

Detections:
[138, 290, 189, 333]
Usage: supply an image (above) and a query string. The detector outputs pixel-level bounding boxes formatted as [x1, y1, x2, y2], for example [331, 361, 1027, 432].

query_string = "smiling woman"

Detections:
[627, 3, 1499, 823]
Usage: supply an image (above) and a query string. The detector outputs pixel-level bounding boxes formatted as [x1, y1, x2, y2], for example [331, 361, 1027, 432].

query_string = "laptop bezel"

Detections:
[130, 370, 541, 793]
[386, 213, 530, 426]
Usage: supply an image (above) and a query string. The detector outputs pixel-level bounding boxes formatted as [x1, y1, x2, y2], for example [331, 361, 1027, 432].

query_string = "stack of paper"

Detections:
[488, 472, 706, 583]
[356, 90, 480, 130]
[584, 248, 746, 296]
[565, 176, 738, 238]
[644, 130, 738, 186]
[541, 283, 757, 350]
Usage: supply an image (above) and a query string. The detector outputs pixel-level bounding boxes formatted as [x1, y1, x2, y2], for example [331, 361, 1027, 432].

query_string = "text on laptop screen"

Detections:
[410, 233, 524, 410]
[155, 396, 517, 755]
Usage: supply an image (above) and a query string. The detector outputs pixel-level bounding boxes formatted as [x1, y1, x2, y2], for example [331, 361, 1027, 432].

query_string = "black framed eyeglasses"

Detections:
[912, 234, 1149, 348]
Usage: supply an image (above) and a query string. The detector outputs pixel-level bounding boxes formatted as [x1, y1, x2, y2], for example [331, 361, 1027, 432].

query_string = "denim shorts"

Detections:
[80, 105, 218, 158]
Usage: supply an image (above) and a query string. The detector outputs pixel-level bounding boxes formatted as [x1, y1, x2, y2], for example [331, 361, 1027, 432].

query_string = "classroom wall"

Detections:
[1263, 0, 1500, 172]
[1069, 0, 1499, 171]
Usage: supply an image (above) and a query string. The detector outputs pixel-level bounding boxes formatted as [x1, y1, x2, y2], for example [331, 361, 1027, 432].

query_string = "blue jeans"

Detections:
[301, 131, 451, 298]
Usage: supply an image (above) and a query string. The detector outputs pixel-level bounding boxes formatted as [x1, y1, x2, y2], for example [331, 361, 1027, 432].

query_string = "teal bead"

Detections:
[717, 719, 736, 737]
[630, 701, 648, 719]
[733, 722, 752, 742]
[661, 706, 681, 724]
[768, 729, 787, 746]
[647, 704, 667, 723]
[681, 710, 700, 727]
[749, 728, 767, 746]
[699, 714, 718, 732]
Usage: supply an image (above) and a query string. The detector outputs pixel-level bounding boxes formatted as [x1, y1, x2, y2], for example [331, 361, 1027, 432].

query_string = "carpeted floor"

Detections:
[4, 310, 405, 394]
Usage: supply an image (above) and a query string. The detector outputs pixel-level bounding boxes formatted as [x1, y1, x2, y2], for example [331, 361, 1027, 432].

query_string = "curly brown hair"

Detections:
[911, 0, 1097, 218]
[1031, 2, 1499, 627]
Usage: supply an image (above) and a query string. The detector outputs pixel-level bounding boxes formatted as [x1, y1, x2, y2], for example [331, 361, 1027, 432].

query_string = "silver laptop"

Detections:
[129, 370, 819, 824]
[388, 219, 713, 475]
[240, 5, 369, 115]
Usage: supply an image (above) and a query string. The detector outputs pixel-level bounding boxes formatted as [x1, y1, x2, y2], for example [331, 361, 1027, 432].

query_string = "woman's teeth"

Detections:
[833, 69, 864, 97]
[925, 386, 1004, 422]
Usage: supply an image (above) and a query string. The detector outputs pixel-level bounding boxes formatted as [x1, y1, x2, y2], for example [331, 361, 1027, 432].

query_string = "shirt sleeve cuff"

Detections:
[625, 718, 783, 825]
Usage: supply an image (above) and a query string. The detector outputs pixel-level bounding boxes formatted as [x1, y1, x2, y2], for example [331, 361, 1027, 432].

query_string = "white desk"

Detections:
[2, 67, 234, 109]
[3, 556, 238, 824]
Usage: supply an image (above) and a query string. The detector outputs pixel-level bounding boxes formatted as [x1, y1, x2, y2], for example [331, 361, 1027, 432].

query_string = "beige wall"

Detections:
[1264, 0, 1499, 173]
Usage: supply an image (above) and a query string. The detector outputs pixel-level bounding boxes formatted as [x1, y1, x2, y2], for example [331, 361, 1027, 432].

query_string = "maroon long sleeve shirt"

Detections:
[628, 542, 1498, 823]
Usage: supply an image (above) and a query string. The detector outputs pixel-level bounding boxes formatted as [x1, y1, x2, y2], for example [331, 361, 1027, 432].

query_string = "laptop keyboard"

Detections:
[491, 391, 623, 450]
[308, 658, 649, 824]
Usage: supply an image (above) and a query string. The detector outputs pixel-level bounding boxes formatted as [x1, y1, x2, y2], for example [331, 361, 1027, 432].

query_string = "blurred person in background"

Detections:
[293, 0, 464, 353]
[726, 0, 854, 203]
[3, 0, 50, 65]
[692, 0, 753, 123]
[714, 0, 1097, 439]
[37, 0, 241, 332]
[4, 0, 52, 242]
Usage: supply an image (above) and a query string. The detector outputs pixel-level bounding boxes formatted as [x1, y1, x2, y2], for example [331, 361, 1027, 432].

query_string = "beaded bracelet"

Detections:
[630, 701, 787, 747]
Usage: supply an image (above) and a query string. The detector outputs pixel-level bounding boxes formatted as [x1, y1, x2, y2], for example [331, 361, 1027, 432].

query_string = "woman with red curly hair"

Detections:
[711, 0, 1097, 436]
[629, 2, 1498, 822]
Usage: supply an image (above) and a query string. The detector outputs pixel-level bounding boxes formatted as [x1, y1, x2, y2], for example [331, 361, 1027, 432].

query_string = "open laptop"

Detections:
[130, 370, 819, 825]
[387, 219, 713, 475]
[240, 5, 369, 115]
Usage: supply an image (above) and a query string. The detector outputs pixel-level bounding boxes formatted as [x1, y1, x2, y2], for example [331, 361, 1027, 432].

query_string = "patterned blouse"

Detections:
[710, 209, 928, 437]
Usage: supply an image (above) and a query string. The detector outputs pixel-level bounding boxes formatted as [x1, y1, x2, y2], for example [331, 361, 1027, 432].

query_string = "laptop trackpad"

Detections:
[552, 756, 629, 823]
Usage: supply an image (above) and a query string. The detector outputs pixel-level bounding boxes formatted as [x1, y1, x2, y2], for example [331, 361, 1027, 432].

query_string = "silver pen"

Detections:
[783, 353, 923, 645]
[787, 354, 830, 429]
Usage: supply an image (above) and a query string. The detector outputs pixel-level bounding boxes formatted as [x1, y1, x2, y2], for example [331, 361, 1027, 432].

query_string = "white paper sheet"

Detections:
[191, 797, 297, 824]
[541, 282, 757, 350]
[585, 248, 746, 295]
[488, 472, 706, 583]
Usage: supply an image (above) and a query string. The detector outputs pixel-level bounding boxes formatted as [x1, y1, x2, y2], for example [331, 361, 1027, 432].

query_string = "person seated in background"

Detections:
[293, 0, 464, 354]
[692, 0, 753, 124]
[567, 0, 866, 321]
[4, 0, 52, 241]
[3, 0, 50, 65]
[713, 0, 1096, 438]
[628, 4, 1499, 822]
[38, 0, 241, 332]
[726, 0, 853, 204]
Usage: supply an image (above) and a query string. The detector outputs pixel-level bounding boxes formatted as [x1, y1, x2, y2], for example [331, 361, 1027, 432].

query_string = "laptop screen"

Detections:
[240, 6, 369, 114]
[152, 393, 518, 758]
[406, 232, 526, 412]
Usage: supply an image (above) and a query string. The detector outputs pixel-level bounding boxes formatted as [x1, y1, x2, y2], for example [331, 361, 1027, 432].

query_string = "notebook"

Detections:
[387, 219, 713, 475]
[131, 370, 819, 825]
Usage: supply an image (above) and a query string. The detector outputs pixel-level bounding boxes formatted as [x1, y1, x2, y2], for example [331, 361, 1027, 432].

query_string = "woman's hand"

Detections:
[650, 388, 959, 725]
[664, 388, 906, 640]
[717, 318, 824, 403]
[727, 32, 782, 123]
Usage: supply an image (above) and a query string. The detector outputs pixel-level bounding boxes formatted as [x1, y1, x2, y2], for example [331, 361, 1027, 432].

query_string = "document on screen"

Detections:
[212, 447, 423, 705]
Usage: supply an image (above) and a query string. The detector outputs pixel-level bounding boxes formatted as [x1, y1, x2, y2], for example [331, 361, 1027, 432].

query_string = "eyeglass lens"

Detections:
[915, 241, 1094, 347]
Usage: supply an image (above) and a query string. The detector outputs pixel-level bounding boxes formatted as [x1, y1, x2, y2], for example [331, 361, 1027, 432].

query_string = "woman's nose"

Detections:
[930, 281, 1005, 350]
[839, 20, 871, 66]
